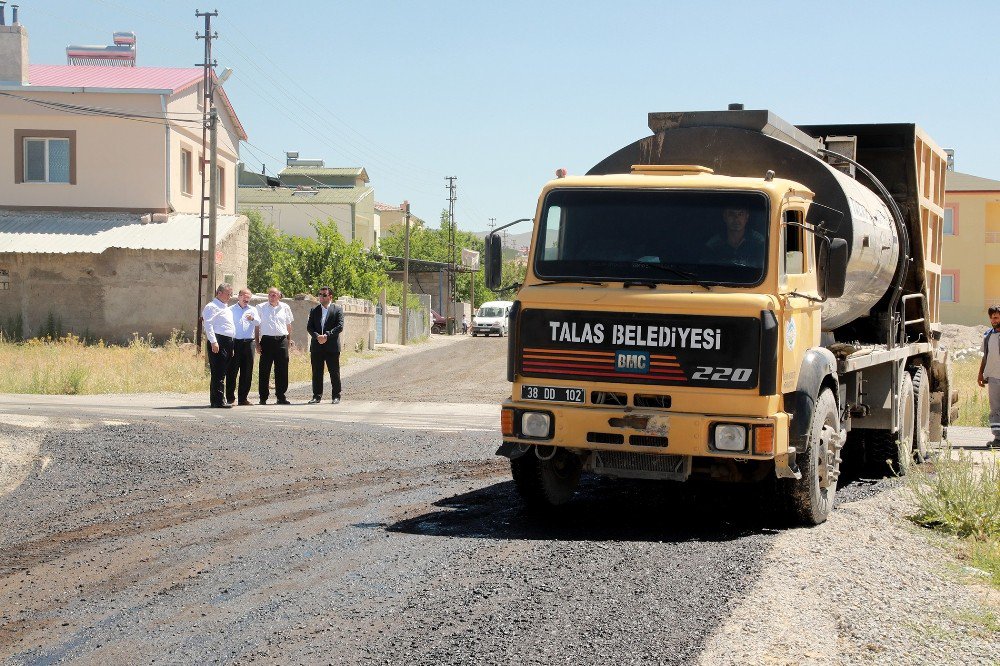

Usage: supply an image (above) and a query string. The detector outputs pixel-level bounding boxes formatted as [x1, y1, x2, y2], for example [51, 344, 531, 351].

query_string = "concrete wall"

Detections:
[239, 189, 377, 249]
[0, 216, 248, 342]
[244, 201, 354, 241]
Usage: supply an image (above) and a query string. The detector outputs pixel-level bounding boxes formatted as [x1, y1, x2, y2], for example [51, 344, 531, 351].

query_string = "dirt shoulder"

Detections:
[698, 483, 999, 666]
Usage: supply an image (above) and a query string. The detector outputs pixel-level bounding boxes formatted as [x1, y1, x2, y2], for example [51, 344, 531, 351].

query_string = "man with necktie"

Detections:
[306, 286, 344, 404]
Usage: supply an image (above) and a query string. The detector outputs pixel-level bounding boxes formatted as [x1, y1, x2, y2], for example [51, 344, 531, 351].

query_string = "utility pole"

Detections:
[445, 176, 457, 334]
[488, 217, 496, 234]
[401, 200, 411, 345]
[194, 9, 218, 349]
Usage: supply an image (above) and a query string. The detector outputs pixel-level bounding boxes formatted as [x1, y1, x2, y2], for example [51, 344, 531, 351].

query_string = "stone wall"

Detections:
[0, 218, 248, 342]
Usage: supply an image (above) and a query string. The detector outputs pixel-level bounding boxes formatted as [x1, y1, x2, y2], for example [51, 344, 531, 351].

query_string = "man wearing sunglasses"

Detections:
[306, 287, 345, 404]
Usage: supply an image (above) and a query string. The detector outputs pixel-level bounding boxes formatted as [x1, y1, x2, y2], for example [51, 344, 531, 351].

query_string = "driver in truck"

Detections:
[706, 205, 765, 266]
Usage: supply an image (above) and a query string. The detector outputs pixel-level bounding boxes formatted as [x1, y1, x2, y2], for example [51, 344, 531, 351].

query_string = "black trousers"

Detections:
[208, 335, 234, 406]
[259, 335, 289, 402]
[226, 339, 255, 403]
[311, 349, 341, 399]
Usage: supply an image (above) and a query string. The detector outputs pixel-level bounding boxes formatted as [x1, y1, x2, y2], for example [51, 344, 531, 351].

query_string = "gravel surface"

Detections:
[1, 334, 997, 664]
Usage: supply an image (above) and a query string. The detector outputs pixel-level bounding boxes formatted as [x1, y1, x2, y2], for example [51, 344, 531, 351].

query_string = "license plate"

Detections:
[520, 385, 585, 403]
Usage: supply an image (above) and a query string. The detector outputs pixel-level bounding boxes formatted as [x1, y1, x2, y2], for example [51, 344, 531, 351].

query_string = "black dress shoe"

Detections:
[331, 397, 341, 404]
[307, 397, 321, 404]
[237, 400, 253, 406]
[277, 399, 292, 405]
[212, 403, 233, 409]
[226, 398, 236, 406]
[259, 398, 268, 405]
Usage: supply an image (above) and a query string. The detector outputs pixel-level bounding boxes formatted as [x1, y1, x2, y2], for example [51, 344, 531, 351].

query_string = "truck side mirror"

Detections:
[823, 238, 849, 299]
[484, 233, 503, 291]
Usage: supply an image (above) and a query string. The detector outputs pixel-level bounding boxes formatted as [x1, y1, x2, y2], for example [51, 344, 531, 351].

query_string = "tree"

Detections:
[380, 209, 497, 307]
[269, 219, 390, 301]
[246, 210, 282, 293]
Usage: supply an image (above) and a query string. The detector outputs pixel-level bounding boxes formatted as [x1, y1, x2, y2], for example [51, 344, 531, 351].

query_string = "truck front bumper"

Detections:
[500, 399, 789, 461]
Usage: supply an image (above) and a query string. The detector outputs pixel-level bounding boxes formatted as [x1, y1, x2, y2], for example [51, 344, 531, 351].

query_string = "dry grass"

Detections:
[907, 446, 1000, 590]
[952, 357, 990, 427]
[0, 334, 315, 395]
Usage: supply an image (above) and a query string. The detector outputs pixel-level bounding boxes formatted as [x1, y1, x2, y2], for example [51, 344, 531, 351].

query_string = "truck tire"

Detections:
[782, 388, 839, 526]
[510, 447, 582, 508]
[867, 373, 915, 476]
[911, 366, 931, 462]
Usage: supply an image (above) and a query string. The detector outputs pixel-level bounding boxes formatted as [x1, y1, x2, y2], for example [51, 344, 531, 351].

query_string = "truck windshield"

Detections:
[534, 189, 769, 286]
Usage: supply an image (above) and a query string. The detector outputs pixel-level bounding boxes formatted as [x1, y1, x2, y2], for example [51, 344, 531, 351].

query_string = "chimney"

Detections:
[0, 3, 29, 85]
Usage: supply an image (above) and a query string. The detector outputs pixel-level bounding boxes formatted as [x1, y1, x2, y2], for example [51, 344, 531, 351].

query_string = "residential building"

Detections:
[238, 154, 378, 248]
[375, 201, 426, 235]
[940, 169, 1000, 325]
[0, 14, 249, 340]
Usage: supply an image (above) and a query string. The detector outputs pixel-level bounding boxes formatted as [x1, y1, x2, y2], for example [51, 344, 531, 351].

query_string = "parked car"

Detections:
[430, 309, 446, 334]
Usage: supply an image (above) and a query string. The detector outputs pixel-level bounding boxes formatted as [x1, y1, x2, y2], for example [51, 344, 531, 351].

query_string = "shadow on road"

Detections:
[388, 476, 795, 543]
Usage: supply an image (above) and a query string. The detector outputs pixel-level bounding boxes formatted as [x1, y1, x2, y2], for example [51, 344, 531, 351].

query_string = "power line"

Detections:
[0, 92, 204, 127]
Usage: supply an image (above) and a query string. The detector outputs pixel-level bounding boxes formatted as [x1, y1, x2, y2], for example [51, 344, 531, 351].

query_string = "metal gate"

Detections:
[375, 304, 384, 344]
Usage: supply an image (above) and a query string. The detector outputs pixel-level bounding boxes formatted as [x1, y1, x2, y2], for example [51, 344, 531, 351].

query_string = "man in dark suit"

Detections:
[306, 286, 345, 404]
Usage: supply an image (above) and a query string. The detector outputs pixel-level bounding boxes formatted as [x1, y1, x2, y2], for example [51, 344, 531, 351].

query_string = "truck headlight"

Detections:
[521, 412, 552, 438]
[713, 424, 747, 452]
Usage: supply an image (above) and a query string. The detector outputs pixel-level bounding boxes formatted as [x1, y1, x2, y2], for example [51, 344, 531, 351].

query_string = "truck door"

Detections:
[780, 209, 821, 393]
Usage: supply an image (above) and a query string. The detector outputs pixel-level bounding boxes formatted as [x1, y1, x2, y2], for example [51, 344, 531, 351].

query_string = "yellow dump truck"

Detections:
[484, 106, 953, 525]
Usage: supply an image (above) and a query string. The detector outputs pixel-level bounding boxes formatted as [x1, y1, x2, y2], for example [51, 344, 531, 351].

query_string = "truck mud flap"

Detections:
[496, 442, 531, 459]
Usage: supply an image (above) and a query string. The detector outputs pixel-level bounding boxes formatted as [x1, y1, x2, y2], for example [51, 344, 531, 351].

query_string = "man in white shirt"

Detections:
[256, 286, 294, 405]
[202, 283, 236, 408]
[226, 288, 259, 406]
[977, 305, 1000, 446]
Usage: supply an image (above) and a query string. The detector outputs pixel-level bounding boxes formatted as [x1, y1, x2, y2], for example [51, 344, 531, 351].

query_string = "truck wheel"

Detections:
[911, 367, 931, 463]
[783, 388, 839, 526]
[867, 373, 915, 476]
[510, 447, 582, 508]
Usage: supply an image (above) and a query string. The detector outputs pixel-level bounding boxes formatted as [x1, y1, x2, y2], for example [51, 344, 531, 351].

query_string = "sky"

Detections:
[16, 0, 1000, 234]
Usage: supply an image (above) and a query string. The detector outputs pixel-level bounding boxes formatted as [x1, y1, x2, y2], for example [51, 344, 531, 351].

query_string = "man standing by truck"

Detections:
[977, 305, 1000, 446]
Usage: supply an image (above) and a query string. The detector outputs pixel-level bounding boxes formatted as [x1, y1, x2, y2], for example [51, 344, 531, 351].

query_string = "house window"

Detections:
[14, 130, 76, 184]
[0, 269, 9, 291]
[941, 273, 956, 302]
[181, 148, 193, 195]
[943, 208, 955, 235]
[216, 165, 226, 207]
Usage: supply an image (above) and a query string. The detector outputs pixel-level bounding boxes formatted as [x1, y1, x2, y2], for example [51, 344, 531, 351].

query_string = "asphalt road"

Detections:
[0, 335, 890, 665]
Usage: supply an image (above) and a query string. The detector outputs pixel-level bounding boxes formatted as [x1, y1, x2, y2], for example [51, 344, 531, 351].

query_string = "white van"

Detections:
[471, 300, 513, 337]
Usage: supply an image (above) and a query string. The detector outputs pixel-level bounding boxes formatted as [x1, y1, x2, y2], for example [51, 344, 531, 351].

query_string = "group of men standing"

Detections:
[200, 284, 344, 408]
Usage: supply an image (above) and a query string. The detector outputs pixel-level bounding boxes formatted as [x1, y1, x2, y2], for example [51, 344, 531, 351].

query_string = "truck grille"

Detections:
[590, 450, 689, 481]
[587, 432, 624, 445]
[629, 435, 668, 447]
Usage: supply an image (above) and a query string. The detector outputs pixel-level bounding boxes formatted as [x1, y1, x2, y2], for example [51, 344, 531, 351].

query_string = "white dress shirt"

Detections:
[230, 303, 260, 340]
[202, 297, 236, 344]
[320, 304, 329, 329]
[258, 301, 294, 336]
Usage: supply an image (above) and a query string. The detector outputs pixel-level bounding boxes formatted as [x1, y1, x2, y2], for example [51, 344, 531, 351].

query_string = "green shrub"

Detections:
[907, 446, 1000, 539]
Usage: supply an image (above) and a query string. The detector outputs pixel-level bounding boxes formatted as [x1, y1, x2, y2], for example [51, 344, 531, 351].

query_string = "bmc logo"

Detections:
[615, 350, 650, 374]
